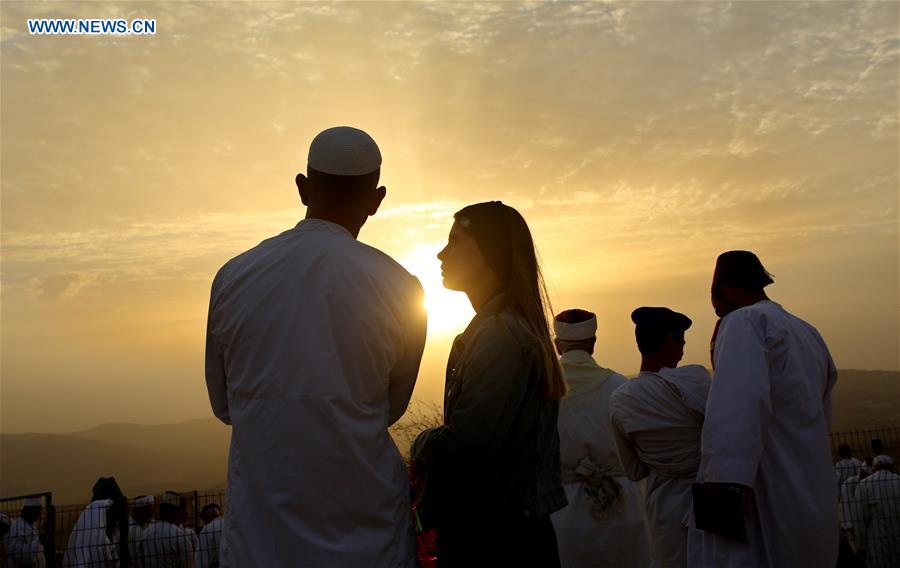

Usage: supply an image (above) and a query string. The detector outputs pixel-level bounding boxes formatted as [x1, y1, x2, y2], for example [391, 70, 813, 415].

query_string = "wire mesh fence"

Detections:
[1, 429, 897, 567]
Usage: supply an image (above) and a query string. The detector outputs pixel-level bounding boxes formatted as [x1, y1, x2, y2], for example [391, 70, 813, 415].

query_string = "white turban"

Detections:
[554, 315, 597, 341]
[873, 454, 894, 466]
[308, 126, 382, 176]
[132, 496, 154, 507]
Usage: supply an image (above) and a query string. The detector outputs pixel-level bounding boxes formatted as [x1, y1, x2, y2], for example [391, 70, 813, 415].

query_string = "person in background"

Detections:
[205, 126, 426, 567]
[129, 495, 155, 568]
[549, 308, 651, 568]
[837, 445, 865, 489]
[194, 504, 222, 568]
[5, 496, 45, 568]
[0, 512, 10, 567]
[840, 459, 872, 567]
[411, 201, 567, 567]
[143, 492, 195, 568]
[695, 250, 839, 568]
[856, 455, 900, 567]
[62, 477, 124, 568]
[609, 307, 711, 567]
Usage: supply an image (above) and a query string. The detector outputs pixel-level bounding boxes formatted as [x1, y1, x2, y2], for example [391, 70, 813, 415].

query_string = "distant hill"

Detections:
[0, 418, 230, 505]
[1, 370, 896, 505]
[830, 369, 900, 431]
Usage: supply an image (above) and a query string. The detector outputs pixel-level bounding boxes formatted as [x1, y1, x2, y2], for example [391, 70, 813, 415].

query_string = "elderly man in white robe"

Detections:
[856, 455, 900, 567]
[205, 126, 427, 567]
[550, 309, 650, 568]
[610, 307, 711, 568]
[694, 250, 839, 568]
[5, 497, 46, 568]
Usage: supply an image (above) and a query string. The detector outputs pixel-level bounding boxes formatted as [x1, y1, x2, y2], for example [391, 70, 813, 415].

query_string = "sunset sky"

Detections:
[2, 1, 897, 433]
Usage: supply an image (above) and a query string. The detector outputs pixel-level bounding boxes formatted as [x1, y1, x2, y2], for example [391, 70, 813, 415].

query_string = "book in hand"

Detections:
[692, 482, 749, 542]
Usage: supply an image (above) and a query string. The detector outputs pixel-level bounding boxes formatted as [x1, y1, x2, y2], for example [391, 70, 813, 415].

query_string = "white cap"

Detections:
[873, 454, 894, 466]
[161, 492, 181, 507]
[308, 126, 382, 176]
[0, 512, 10, 525]
[23, 496, 43, 507]
[132, 496, 154, 507]
[554, 315, 598, 341]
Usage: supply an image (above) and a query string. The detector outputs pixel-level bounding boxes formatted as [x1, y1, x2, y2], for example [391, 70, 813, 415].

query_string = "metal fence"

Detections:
[1, 491, 225, 567]
[1, 428, 898, 567]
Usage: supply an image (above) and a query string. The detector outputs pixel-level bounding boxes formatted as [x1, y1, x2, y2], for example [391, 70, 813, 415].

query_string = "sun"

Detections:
[398, 243, 475, 336]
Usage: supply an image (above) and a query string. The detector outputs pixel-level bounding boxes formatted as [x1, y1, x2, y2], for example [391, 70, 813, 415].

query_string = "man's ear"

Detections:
[296, 173, 310, 206]
[367, 185, 387, 216]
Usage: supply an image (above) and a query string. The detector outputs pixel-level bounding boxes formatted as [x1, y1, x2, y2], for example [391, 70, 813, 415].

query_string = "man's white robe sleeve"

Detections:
[387, 278, 427, 425]
[704, 311, 772, 488]
[609, 405, 650, 482]
[205, 275, 231, 426]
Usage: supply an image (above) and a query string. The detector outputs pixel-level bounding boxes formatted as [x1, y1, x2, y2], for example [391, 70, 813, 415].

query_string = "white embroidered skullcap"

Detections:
[873, 454, 894, 466]
[132, 495, 154, 507]
[308, 126, 382, 176]
[554, 315, 598, 341]
[23, 496, 43, 507]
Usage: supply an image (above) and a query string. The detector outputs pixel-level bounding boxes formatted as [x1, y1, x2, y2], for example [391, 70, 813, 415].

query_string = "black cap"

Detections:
[712, 250, 774, 291]
[631, 307, 692, 331]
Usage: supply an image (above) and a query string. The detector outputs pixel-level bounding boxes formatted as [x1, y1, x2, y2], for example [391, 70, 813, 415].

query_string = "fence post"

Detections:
[45, 492, 55, 568]
[119, 496, 130, 568]
[193, 491, 199, 531]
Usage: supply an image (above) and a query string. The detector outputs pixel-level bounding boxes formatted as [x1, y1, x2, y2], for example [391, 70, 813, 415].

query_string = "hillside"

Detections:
[1, 369, 895, 505]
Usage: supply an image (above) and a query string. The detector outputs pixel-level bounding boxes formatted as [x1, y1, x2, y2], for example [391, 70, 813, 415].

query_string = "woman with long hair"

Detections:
[411, 201, 567, 567]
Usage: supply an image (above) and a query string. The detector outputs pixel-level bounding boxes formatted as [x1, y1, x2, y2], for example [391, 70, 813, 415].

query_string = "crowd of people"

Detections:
[200, 125, 899, 567]
[0, 479, 223, 568]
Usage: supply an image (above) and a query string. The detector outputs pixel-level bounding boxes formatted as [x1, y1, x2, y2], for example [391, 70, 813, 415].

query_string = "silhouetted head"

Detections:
[132, 496, 154, 527]
[553, 309, 598, 356]
[92, 477, 123, 502]
[632, 307, 692, 372]
[838, 444, 853, 460]
[200, 504, 220, 525]
[159, 491, 184, 524]
[711, 251, 773, 317]
[872, 439, 885, 455]
[438, 201, 567, 400]
[21, 506, 42, 525]
[295, 126, 386, 238]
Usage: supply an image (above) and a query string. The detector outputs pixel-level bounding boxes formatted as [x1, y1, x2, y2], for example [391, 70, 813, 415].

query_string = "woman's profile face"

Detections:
[437, 220, 491, 292]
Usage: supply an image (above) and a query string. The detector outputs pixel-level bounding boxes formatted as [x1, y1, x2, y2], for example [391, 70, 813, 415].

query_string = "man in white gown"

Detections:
[62, 499, 116, 567]
[143, 492, 196, 568]
[695, 250, 839, 568]
[205, 126, 427, 567]
[550, 309, 651, 568]
[856, 455, 900, 567]
[610, 307, 711, 568]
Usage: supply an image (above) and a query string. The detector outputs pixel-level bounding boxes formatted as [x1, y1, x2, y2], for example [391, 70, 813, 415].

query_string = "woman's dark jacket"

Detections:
[411, 294, 567, 526]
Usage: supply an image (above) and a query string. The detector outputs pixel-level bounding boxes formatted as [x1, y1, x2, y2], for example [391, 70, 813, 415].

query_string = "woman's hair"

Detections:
[454, 201, 567, 400]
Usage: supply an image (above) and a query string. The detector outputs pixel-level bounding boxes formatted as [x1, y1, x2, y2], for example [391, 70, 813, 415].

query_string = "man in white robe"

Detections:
[128, 495, 154, 568]
[205, 126, 427, 567]
[836, 445, 865, 489]
[610, 307, 711, 568]
[194, 504, 222, 568]
[143, 492, 195, 568]
[550, 309, 651, 568]
[5, 497, 46, 568]
[696, 250, 839, 567]
[62, 499, 117, 567]
[856, 455, 900, 567]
